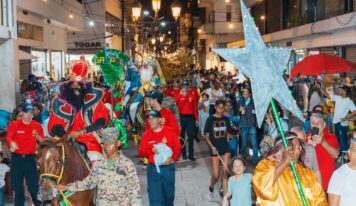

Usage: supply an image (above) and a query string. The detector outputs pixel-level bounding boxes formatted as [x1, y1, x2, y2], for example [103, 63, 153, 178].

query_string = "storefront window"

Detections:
[31, 50, 47, 77]
[51, 51, 63, 80]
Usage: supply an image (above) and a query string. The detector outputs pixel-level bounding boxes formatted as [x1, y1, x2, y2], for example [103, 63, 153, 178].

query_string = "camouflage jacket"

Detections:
[67, 153, 142, 206]
[162, 96, 180, 125]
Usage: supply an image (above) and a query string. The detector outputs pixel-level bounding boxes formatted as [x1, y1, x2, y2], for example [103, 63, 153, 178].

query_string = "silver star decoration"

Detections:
[214, 0, 304, 127]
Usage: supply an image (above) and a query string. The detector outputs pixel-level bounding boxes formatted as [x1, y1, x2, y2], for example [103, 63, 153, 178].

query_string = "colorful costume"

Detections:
[48, 82, 109, 161]
[252, 159, 327, 206]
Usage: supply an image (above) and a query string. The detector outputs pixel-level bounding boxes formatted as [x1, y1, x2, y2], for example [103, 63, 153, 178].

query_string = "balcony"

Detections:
[198, 21, 243, 38]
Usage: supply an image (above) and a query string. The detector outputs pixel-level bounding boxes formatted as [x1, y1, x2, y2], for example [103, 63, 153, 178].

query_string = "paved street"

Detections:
[123, 139, 224, 206]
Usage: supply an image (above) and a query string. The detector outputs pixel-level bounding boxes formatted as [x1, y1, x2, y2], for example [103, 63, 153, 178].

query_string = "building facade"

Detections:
[228, 0, 356, 74]
[0, 0, 18, 112]
[196, 0, 244, 70]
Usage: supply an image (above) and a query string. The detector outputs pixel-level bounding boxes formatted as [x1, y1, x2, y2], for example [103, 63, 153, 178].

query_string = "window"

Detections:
[106, 12, 121, 35]
[17, 21, 44, 41]
[226, 5, 232, 22]
[208, 11, 215, 23]
[31, 50, 47, 77]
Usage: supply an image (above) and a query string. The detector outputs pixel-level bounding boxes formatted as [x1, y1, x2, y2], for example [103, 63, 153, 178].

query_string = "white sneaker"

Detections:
[207, 191, 214, 201]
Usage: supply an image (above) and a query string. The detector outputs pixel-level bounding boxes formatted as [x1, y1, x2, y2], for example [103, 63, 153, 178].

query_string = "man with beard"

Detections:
[48, 81, 109, 162]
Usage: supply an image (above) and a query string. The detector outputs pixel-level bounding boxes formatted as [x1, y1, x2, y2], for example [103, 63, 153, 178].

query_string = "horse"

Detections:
[37, 139, 95, 206]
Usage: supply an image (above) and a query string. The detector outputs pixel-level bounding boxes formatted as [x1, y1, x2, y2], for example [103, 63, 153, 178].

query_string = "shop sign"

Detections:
[74, 42, 101, 48]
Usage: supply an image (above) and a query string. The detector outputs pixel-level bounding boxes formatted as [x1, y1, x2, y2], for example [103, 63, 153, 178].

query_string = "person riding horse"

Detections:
[48, 76, 109, 162]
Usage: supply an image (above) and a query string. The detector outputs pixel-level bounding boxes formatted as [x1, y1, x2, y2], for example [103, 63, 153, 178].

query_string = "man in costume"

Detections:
[252, 132, 327, 206]
[48, 66, 109, 162]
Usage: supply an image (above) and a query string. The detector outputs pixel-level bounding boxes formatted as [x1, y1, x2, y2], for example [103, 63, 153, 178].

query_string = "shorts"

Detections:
[210, 152, 231, 159]
[209, 145, 231, 158]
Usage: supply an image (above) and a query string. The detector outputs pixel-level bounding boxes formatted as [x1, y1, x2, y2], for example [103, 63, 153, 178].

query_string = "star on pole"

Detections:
[214, 0, 304, 127]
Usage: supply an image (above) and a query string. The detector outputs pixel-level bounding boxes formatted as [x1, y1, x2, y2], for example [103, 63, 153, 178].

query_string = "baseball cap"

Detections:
[182, 80, 189, 86]
[147, 110, 161, 118]
[21, 102, 34, 113]
[145, 91, 163, 104]
[102, 127, 119, 143]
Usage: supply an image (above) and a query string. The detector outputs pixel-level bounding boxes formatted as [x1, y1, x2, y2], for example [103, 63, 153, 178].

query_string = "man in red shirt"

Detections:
[174, 80, 199, 161]
[6, 102, 44, 206]
[145, 91, 180, 135]
[306, 111, 339, 190]
[138, 110, 181, 206]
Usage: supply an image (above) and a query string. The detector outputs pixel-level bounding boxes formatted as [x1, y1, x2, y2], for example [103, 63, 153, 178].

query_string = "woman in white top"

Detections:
[204, 81, 224, 115]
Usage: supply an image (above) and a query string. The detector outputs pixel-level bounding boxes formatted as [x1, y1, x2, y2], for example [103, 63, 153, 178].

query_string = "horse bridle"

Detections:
[40, 144, 65, 184]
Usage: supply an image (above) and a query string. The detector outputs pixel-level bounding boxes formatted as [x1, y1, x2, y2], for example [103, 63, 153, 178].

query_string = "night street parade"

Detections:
[0, 0, 356, 205]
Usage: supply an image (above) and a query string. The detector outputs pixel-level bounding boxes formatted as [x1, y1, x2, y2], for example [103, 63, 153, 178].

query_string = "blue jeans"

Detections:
[241, 127, 259, 165]
[147, 164, 176, 206]
[0, 186, 4, 206]
[334, 123, 349, 152]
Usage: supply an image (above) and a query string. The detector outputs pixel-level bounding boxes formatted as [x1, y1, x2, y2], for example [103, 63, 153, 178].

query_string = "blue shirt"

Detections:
[228, 173, 253, 206]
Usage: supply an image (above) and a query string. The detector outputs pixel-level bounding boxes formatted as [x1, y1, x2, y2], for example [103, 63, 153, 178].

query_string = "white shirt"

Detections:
[205, 88, 224, 104]
[0, 163, 9, 188]
[328, 164, 356, 206]
[331, 95, 356, 126]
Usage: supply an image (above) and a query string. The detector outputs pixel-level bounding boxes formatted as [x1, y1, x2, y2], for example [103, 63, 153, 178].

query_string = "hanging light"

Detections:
[171, 0, 181, 20]
[69, 11, 74, 19]
[88, 19, 95, 27]
[152, 0, 161, 13]
[132, 1, 142, 21]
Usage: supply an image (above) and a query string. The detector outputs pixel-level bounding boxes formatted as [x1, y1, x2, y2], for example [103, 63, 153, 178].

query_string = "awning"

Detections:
[19, 50, 38, 60]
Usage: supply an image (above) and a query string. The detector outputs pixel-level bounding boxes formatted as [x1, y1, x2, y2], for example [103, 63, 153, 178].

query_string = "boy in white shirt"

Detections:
[328, 138, 356, 206]
[330, 86, 356, 153]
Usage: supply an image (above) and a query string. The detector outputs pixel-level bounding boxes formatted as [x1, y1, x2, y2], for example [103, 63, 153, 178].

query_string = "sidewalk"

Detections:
[122, 140, 224, 206]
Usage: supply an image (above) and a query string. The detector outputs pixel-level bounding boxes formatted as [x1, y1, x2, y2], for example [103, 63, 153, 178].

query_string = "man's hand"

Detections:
[57, 184, 68, 192]
[152, 148, 159, 154]
[195, 121, 198, 127]
[163, 157, 172, 165]
[69, 130, 84, 139]
[9, 141, 18, 152]
[311, 135, 323, 145]
[281, 147, 295, 164]
[32, 130, 39, 136]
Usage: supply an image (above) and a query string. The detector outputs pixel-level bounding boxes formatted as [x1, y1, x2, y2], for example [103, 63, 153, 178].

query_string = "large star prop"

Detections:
[214, 0, 304, 127]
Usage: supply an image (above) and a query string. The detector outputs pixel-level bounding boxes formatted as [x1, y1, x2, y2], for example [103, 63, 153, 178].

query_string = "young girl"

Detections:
[222, 157, 252, 206]
[204, 99, 232, 200]
[223, 99, 239, 157]
[199, 93, 210, 137]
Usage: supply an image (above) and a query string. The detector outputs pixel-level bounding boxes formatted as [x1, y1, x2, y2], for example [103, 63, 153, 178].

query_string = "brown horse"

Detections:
[37, 139, 95, 206]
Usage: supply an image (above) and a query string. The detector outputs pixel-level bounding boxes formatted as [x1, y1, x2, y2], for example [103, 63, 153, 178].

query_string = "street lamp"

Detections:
[151, 37, 156, 45]
[152, 0, 161, 16]
[171, 0, 182, 20]
[132, 1, 142, 21]
[260, 15, 266, 34]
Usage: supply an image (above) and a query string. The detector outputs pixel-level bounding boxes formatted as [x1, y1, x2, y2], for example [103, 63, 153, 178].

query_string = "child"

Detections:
[0, 149, 9, 206]
[222, 157, 252, 206]
[223, 99, 239, 157]
[198, 93, 210, 137]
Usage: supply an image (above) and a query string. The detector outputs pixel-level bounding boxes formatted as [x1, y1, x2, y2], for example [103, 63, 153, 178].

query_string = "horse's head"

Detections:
[37, 139, 65, 201]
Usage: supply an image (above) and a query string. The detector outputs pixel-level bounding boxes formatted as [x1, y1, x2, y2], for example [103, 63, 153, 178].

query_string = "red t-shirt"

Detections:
[174, 91, 198, 121]
[138, 126, 181, 165]
[6, 119, 44, 154]
[306, 129, 338, 190]
[144, 107, 180, 136]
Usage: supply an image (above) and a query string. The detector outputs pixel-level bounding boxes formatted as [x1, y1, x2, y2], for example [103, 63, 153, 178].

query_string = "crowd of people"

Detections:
[1, 62, 356, 206]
